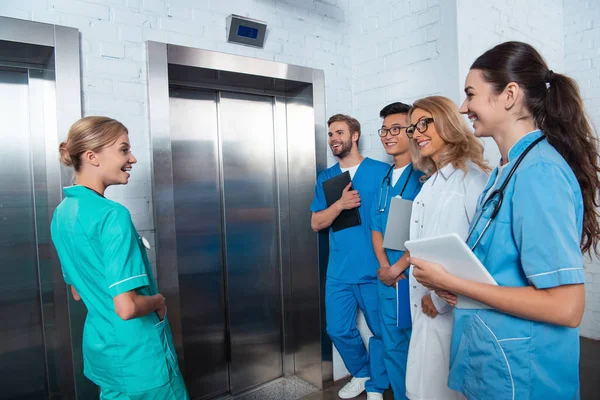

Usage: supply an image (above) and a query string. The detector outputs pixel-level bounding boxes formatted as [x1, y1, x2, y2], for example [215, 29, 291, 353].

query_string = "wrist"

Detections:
[445, 274, 462, 293]
[392, 259, 408, 271]
[334, 200, 343, 213]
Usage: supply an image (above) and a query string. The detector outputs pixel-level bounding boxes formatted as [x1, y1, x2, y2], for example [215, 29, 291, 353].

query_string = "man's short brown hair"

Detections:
[327, 114, 361, 146]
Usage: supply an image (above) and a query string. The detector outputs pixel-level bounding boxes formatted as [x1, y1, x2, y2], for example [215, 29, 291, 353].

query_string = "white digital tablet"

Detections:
[404, 233, 498, 309]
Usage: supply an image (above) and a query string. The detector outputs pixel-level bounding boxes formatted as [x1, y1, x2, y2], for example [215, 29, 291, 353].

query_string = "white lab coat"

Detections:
[406, 161, 488, 400]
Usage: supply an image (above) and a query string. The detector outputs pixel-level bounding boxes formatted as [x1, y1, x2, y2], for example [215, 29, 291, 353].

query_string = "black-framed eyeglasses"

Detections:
[377, 125, 409, 137]
[406, 117, 434, 138]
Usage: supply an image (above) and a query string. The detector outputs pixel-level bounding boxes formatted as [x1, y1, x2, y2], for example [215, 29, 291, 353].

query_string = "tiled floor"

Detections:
[299, 337, 600, 400]
[299, 377, 393, 400]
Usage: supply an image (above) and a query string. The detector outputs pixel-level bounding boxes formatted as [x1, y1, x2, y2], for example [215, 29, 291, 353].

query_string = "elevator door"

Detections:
[0, 69, 49, 399]
[169, 89, 283, 399]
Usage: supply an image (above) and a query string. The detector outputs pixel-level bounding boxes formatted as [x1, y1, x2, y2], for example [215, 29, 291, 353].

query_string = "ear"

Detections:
[352, 131, 359, 143]
[82, 150, 100, 167]
[504, 82, 520, 110]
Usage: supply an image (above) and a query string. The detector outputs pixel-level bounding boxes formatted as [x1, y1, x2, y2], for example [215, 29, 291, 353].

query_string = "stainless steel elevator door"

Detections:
[169, 89, 229, 399]
[0, 69, 48, 398]
[169, 89, 283, 399]
[219, 92, 283, 394]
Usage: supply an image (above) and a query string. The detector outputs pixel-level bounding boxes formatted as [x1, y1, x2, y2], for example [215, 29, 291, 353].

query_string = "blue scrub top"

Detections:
[51, 186, 176, 393]
[371, 164, 424, 328]
[311, 157, 390, 283]
[449, 130, 585, 400]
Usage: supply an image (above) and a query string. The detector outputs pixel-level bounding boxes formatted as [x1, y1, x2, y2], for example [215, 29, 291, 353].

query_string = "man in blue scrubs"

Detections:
[311, 114, 390, 400]
[371, 103, 423, 400]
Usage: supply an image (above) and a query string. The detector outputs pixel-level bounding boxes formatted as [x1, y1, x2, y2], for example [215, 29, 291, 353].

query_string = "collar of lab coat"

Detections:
[432, 162, 458, 185]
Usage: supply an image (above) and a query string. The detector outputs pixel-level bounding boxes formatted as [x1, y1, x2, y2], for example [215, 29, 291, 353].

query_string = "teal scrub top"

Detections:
[370, 164, 424, 328]
[449, 131, 585, 399]
[51, 186, 177, 393]
[310, 158, 390, 283]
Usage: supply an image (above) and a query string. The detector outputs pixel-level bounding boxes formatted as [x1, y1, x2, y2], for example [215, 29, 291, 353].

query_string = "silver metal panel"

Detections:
[169, 88, 229, 399]
[311, 69, 333, 388]
[219, 92, 283, 394]
[0, 16, 55, 47]
[165, 43, 313, 83]
[54, 24, 82, 189]
[28, 68, 63, 398]
[0, 68, 48, 399]
[273, 96, 294, 378]
[285, 85, 329, 389]
[148, 42, 330, 391]
[52, 23, 87, 400]
[146, 41, 186, 370]
[0, 18, 82, 400]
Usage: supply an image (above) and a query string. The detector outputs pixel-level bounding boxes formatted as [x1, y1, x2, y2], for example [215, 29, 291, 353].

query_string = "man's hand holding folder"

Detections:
[336, 182, 361, 210]
[323, 171, 362, 232]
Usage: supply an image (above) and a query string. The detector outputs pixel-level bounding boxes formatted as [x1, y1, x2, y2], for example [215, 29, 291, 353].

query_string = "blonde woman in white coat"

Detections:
[404, 96, 490, 400]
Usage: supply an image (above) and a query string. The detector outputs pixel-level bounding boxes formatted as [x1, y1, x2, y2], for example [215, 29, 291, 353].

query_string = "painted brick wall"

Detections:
[347, 0, 459, 165]
[456, 0, 565, 167]
[564, 0, 600, 340]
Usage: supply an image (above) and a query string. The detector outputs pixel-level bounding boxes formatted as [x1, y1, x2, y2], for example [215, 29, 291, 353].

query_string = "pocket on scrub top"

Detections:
[457, 314, 531, 400]
[154, 308, 178, 371]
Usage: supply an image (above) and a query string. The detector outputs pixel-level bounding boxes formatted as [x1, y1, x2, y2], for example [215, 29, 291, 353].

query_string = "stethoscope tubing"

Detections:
[466, 136, 546, 251]
[378, 164, 414, 213]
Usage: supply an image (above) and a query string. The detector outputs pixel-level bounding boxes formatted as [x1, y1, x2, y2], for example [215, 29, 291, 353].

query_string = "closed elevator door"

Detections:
[169, 88, 283, 399]
[0, 68, 52, 399]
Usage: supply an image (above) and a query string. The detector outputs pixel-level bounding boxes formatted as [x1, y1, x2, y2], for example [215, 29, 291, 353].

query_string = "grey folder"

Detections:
[382, 196, 413, 251]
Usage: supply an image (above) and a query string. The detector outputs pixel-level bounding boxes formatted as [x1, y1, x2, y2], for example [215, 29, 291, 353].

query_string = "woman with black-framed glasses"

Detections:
[405, 117, 434, 139]
[402, 96, 490, 400]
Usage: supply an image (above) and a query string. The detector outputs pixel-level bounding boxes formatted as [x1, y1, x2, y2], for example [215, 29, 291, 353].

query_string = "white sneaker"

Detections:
[366, 393, 383, 400]
[338, 376, 369, 399]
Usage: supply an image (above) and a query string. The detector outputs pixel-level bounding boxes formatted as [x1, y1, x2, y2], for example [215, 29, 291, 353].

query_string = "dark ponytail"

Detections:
[472, 41, 600, 255]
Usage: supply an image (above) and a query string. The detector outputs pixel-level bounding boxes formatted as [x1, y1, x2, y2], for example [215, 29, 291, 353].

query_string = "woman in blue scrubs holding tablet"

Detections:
[411, 41, 600, 399]
[51, 117, 189, 399]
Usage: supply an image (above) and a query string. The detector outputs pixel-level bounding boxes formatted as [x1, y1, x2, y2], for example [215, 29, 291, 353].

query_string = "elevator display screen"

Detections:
[227, 15, 267, 48]
[237, 25, 259, 39]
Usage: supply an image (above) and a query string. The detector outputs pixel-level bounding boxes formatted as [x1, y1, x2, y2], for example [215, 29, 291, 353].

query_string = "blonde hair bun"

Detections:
[59, 141, 73, 167]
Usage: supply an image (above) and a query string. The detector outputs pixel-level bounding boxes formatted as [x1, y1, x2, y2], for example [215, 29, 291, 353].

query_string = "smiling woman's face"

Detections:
[410, 108, 445, 162]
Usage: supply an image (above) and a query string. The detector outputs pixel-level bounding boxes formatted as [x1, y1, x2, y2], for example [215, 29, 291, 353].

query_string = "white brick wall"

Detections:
[347, 0, 459, 165]
[456, 0, 565, 166]
[564, 0, 600, 340]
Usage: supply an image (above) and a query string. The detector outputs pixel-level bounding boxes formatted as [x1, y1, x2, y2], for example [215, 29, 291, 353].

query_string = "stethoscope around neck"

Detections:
[466, 135, 546, 251]
[377, 164, 413, 213]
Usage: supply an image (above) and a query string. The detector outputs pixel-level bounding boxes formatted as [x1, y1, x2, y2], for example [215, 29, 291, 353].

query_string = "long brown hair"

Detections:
[471, 41, 600, 255]
[408, 96, 490, 179]
[59, 116, 128, 172]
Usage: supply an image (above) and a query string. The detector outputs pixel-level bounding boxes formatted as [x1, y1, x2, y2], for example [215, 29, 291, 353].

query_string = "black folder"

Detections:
[323, 171, 362, 232]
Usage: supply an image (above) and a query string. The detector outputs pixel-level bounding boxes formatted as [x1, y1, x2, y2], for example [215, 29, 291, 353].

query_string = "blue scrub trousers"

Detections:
[326, 279, 388, 394]
[378, 281, 410, 400]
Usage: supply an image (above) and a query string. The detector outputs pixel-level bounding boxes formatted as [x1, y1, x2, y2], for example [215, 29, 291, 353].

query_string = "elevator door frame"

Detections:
[0, 16, 82, 400]
[147, 43, 332, 393]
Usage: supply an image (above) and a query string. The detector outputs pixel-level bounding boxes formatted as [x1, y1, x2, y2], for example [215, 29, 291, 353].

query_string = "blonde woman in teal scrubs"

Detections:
[51, 116, 189, 400]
